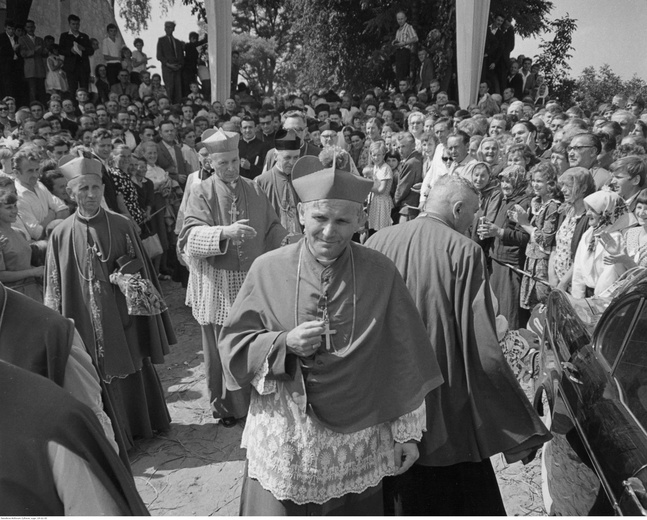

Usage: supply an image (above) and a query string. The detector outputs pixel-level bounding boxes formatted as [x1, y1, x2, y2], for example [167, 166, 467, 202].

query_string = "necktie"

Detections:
[169, 37, 176, 58]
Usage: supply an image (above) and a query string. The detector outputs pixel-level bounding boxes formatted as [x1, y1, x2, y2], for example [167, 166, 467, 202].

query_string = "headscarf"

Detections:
[498, 165, 528, 202]
[583, 190, 630, 251]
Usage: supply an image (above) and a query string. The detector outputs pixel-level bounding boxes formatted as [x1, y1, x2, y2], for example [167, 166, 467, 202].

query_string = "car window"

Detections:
[614, 304, 647, 431]
[596, 299, 641, 367]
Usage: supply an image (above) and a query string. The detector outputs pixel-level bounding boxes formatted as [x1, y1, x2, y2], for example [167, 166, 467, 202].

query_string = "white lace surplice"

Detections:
[184, 225, 247, 326]
[243, 355, 426, 505]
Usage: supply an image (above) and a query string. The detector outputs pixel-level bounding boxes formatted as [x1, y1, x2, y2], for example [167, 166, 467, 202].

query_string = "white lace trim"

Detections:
[242, 380, 426, 505]
[185, 226, 227, 258]
[184, 226, 246, 325]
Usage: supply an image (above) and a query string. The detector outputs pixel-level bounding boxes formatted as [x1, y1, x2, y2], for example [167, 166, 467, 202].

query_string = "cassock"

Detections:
[45, 209, 176, 451]
[0, 360, 149, 516]
[218, 239, 443, 514]
[255, 166, 302, 235]
[178, 174, 287, 420]
[366, 215, 551, 516]
[238, 136, 267, 180]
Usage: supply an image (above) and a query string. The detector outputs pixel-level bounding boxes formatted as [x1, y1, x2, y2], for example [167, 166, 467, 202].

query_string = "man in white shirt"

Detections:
[14, 147, 68, 240]
[101, 23, 123, 86]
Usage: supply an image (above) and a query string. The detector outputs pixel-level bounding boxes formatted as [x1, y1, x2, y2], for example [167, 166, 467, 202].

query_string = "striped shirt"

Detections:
[395, 22, 418, 51]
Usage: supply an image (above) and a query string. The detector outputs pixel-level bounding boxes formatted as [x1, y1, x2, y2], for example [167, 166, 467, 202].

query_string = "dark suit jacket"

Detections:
[18, 34, 47, 78]
[156, 36, 184, 72]
[521, 72, 537, 97]
[59, 31, 93, 77]
[506, 73, 523, 100]
[0, 32, 15, 73]
[110, 82, 140, 100]
[484, 27, 502, 67]
[394, 150, 423, 215]
[182, 37, 206, 76]
[156, 141, 188, 186]
[417, 57, 435, 92]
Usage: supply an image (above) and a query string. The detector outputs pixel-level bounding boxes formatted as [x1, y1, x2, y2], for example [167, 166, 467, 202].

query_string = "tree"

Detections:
[289, 0, 556, 94]
[231, 0, 296, 94]
[574, 65, 647, 113]
[533, 14, 577, 106]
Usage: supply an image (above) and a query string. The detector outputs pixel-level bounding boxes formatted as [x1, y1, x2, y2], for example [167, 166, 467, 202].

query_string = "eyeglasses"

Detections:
[567, 145, 594, 153]
[0, 107, 8, 112]
[441, 156, 451, 162]
[321, 133, 337, 139]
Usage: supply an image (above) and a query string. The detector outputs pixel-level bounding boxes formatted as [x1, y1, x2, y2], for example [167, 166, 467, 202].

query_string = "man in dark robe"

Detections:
[238, 115, 267, 180]
[0, 360, 148, 516]
[366, 175, 551, 516]
[255, 128, 302, 235]
[178, 128, 288, 427]
[262, 111, 321, 172]
[45, 155, 176, 452]
[0, 282, 123, 461]
[218, 157, 443, 515]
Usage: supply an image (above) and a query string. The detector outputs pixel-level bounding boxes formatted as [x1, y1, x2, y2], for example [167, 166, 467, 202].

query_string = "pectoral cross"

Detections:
[229, 200, 239, 224]
[321, 292, 337, 352]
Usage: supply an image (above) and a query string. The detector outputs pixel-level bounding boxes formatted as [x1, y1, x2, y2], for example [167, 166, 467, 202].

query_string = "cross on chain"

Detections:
[321, 292, 337, 352]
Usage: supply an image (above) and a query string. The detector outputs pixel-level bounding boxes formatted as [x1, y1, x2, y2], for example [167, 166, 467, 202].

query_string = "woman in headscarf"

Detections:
[598, 188, 647, 274]
[478, 165, 532, 328]
[467, 161, 503, 261]
[571, 190, 634, 298]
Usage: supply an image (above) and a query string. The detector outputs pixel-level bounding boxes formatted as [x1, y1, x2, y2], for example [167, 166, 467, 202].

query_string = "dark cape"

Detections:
[254, 166, 302, 235]
[0, 282, 73, 387]
[366, 216, 551, 465]
[0, 360, 149, 516]
[218, 239, 444, 434]
[45, 209, 176, 448]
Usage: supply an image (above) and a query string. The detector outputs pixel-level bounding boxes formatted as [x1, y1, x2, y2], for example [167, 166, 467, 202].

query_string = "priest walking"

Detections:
[218, 157, 443, 514]
[178, 128, 287, 427]
[366, 175, 551, 515]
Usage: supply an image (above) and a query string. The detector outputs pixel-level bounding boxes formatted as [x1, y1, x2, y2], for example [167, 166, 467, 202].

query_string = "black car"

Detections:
[534, 268, 647, 515]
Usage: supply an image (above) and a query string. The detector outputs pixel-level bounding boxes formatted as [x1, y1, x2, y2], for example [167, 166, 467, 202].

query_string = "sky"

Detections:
[114, 0, 647, 82]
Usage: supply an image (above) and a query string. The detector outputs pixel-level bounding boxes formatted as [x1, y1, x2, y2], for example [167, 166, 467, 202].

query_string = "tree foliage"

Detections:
[574, 65, 647, 113]
[533, 14, 577, 106]
[115, 0, 557, 96]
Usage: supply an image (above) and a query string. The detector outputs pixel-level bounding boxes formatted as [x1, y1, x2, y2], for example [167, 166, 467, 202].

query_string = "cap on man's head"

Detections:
[274, 129, 301, 150]
[164, 21, 176, 27]
[58, 154, 102, 182]
[324, 90, 342, 103]
[314, 103, 330, 115]
[201, 127, 239, 154]
[292, 156, 372, 204]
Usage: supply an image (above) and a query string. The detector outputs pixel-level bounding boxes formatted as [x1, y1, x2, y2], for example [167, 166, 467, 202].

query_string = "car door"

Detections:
[542, 291, 609, 515]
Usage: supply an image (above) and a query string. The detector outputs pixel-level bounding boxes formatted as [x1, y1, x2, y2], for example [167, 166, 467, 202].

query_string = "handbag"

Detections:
[142, 233, 163, 259]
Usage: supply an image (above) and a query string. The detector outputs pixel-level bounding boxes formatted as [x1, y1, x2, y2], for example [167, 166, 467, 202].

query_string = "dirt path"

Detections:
[131, 280, 545, 516]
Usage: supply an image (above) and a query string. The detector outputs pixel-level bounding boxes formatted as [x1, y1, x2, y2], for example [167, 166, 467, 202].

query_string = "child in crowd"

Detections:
[187, 81, 204, 103]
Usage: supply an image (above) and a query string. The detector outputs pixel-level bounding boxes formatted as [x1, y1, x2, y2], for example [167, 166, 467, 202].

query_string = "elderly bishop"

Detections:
[178, 128, 287, 427]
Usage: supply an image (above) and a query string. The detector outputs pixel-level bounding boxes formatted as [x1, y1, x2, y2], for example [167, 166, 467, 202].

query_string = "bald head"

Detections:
[423, 175, 479, 234]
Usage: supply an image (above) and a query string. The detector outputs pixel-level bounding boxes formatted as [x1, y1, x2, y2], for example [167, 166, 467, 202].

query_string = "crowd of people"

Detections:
[3, 7, 647, 516]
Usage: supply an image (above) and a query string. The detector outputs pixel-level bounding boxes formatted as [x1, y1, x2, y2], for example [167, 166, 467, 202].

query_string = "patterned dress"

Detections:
[367, 162, 394, 230]
[552, 207, 581, 283]
[520, 197, 561, 309]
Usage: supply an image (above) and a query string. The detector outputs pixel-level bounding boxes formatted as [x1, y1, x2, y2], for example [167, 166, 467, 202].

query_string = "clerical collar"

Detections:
[304, 238, 349, 267]
[76, 207, 103, 222]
